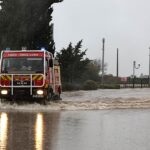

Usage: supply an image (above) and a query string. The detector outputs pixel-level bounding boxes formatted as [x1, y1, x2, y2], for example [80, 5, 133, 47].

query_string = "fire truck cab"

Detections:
[0, 50, 61, 103]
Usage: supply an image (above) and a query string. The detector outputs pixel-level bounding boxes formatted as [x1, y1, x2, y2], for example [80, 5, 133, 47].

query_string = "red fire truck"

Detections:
[0, 49, 61, 104]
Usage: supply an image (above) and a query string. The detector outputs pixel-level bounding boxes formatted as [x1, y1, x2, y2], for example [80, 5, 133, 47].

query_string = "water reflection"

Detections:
[0, 113, 8, 150]
[0, 111, 60, 150]
[7, 112, 35, 150]
[35, 113, 43, 150]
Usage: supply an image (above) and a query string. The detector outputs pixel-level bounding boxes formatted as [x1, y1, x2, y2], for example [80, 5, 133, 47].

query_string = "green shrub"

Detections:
[83, 80, 98, 90]
[62, 83, 82, 91]
[99, 84, 120, 89]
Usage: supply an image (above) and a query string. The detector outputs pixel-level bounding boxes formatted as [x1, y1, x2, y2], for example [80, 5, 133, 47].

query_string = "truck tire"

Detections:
[52, 94, 62, 101]
[40, 98, 47, 105]
[47, 87, 54, 101]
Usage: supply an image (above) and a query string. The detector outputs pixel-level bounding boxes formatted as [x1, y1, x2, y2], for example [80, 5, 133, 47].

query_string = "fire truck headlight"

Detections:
[1, 90, 8, 95]
[37, 90, 44, 95]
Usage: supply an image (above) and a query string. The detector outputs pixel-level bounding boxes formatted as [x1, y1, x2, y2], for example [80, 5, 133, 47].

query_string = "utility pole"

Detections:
[133, 61, 140, 88]
[133, 61, 136, 78]
[101, 38, 105, 86]
[149, 47, 150, 87]
[116, 48, 119, 77]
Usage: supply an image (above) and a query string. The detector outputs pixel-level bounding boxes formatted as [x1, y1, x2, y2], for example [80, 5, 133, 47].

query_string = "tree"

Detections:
[82, 59, 101, 81]
[0, 0, 62, 54]
[56, 40, 90, 83]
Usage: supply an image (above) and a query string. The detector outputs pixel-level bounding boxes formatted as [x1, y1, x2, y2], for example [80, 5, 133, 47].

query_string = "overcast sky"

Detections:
[52, 0, 150, 77]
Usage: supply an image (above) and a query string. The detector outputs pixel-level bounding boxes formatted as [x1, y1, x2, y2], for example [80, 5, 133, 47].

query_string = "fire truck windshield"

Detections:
[1, 57, 44, 73]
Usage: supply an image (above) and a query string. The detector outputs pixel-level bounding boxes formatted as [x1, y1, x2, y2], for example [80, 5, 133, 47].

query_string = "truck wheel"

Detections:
[40, 98, 47, 105]
[43, 99, 47, 105]
[47, 88, 54, 101]
[40, 89, 51, 105]
[52, 94, 62, 101]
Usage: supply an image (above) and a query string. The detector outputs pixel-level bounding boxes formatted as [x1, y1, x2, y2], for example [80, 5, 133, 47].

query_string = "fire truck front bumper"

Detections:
[0, 88, 47, 100]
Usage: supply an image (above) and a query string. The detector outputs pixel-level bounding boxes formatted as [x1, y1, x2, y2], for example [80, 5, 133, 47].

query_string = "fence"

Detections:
[120, 77, 149, 88]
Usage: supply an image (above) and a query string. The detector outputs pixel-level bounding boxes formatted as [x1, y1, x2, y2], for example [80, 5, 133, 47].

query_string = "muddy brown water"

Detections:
[1, 110, 150, 150]
[0, 89, 150, 150]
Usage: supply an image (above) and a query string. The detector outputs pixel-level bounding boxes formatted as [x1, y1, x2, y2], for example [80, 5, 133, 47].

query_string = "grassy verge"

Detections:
[98, 84, 120, 89]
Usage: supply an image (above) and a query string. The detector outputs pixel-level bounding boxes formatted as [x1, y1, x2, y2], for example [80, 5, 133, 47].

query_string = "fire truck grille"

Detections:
[13, 88, 30, 97]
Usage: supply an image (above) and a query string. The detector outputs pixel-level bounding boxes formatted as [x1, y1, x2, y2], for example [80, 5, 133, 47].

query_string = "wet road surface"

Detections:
[1, 88, 150, 111]
[0, 110, 150, 150]
[62, 88, 150, 101]
[0, 89, 150, 150]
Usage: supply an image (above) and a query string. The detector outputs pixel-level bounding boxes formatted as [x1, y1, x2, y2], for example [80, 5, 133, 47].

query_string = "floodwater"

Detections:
[1, 110, 150, 150]
[0, 89, 150, 150]
[62, 88, 150, 102]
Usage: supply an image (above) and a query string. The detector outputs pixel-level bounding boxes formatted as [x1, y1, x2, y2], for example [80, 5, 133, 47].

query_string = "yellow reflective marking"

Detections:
[37, 76, 43, 81]
[33, 75, 38, 80]
[1, 76, 7, 80]
[14, 76, 19, 80]
[6, 75, 11, 80]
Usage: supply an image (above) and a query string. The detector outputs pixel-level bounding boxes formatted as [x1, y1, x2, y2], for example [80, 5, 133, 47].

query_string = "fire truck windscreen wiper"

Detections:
[2, 67, 8, 73]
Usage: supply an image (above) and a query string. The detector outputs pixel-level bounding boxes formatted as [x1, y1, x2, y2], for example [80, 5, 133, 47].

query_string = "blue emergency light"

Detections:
[5, 47, 10, 51]
[41, 47, 46, 51]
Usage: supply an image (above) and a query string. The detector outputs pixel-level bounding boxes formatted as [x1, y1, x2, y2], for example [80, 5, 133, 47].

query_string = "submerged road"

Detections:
[0, 110, 150, 150]
[0, 88, 150, 111]
[0, 89, 150, 149]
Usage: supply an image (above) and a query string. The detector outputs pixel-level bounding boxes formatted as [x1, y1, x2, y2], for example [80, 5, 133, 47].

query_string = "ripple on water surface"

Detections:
[0, 89, 150, 111]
